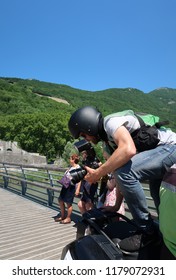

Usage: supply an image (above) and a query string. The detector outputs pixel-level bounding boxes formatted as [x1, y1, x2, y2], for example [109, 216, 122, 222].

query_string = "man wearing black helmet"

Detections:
[68, 106, 176, 252]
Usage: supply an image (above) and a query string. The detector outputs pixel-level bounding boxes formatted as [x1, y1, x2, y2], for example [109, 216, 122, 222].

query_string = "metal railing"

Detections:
[0, 161, 157, 218]
[0, 162, 82, 217]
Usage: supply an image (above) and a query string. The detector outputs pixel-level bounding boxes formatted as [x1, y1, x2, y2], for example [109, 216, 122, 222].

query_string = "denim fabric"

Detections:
[114, 144, 176, 230]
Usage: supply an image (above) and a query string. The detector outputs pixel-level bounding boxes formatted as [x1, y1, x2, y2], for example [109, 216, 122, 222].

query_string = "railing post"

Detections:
[3, 176, 9, 189]
[21, 167, 27, 195]
[2, 163, 9, 188]
[21, 181, 27, 195]
[47, 189, 54, 206]
[47, 169, 54, 206]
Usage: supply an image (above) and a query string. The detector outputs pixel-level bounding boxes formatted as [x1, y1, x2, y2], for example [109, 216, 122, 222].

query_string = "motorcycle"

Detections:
[61, 208, 162, 260]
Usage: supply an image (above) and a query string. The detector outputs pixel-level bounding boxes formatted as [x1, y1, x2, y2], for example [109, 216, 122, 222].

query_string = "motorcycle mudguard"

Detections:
[61, 234, 123, 260]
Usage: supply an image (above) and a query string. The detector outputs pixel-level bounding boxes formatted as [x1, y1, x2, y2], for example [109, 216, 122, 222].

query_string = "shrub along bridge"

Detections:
[0, 162, 157, 260]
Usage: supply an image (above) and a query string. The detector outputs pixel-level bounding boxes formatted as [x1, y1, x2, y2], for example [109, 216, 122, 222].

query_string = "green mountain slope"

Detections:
[0, 77, 175, 119]
[0, 77, 175, 161]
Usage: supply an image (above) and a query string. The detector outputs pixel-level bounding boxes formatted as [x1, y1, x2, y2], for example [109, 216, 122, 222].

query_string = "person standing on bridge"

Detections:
[55, 154, 81, 224]
[76, 150, 101, 214]
[68, 106, 176, 252]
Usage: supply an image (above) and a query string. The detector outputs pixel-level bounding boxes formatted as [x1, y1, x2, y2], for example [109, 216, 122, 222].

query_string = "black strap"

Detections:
[134, 114, 146, 127]
[98, 117, 108, 141]
[155, 120, 169, 128]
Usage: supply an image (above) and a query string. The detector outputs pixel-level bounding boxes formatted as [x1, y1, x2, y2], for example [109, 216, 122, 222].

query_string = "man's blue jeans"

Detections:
[114, 144, 176, 230]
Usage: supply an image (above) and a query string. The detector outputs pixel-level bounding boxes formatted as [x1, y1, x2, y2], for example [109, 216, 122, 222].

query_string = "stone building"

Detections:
[0, 141, 46, 165]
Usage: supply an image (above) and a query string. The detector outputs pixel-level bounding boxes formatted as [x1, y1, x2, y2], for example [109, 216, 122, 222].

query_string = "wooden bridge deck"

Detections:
[0, 188, 77, 260]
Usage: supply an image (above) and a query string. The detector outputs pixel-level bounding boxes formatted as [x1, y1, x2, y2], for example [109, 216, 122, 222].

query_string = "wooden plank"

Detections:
[0, 188, 77, 260]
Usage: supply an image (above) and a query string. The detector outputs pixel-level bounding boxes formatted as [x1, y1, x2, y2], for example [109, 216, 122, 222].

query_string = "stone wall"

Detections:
[0, 141, 46, 165]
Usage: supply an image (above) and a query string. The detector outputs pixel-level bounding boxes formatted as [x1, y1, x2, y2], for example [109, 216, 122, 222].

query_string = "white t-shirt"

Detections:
[104, 114, 176, 145]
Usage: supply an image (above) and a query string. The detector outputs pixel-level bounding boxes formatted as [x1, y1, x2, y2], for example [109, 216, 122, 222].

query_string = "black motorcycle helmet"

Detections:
[68, 106, 102, 139]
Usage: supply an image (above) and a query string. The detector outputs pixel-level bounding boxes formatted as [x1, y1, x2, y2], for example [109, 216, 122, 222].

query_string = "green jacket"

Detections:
[159, 164, 176, 257]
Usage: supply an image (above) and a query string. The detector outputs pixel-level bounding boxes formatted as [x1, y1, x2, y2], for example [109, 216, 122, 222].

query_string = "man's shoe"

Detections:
[119, 231, 158, 253]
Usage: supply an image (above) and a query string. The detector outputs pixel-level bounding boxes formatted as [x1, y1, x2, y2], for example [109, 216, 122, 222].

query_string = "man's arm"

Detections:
[84, 126, 136, 183]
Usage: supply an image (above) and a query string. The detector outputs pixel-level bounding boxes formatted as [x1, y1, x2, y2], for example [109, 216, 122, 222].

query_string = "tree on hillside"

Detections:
[0, 113, 72, 162]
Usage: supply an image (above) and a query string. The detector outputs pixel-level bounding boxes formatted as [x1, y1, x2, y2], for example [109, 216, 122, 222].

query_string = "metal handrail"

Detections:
[0, 162, 82, 216]
[0, 161, 157, 218]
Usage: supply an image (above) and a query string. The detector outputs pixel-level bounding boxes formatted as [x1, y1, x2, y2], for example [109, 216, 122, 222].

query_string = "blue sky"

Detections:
[0, 0, 176, 93]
